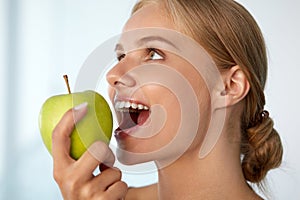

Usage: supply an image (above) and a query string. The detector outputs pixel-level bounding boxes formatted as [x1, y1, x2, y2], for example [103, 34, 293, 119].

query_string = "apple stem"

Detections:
[63, 75, 71, 94]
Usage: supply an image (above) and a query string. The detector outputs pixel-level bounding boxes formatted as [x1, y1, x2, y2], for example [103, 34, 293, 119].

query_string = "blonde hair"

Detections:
[132, 0, 283, 184]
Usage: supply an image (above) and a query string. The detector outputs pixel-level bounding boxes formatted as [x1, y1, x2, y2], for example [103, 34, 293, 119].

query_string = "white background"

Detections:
[0, 0, 299, 199]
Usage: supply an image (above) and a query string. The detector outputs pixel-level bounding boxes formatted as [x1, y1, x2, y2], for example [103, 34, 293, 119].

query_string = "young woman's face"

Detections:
[106, 4, 219, 165]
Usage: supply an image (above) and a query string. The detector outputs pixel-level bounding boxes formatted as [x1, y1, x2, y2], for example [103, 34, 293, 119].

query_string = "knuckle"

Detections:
[113, 168, 122, 180]
[122, 181, 128, 188]
[104, 167, 122, 180]
[95, 193, 108, 200]
[118, 181, 128, 191]
[64, 174, 80, 193]
[103, 181, 128, 200]
[80, 184, 93, 199]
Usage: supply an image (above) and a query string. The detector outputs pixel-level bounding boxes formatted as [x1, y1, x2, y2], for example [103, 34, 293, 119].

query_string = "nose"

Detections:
[106, 61, 136, 89]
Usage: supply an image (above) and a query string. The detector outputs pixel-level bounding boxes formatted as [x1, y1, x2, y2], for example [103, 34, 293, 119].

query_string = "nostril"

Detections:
[113, 77, 136, 87]
[107, 73, 136, 88]
[114, 80, 121, 86]
[106, 72, 120, 87]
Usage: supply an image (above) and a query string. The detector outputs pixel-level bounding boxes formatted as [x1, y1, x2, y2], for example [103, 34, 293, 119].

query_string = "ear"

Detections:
[221, 65, 250, 107]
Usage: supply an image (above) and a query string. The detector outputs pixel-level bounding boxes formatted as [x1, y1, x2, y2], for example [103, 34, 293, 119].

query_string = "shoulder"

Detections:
[125, 183, 158, 200]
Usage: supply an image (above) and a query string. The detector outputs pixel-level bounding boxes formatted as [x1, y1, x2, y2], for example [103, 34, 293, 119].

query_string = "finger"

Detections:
[104, 181, 128, 200]
[91, 167, 122, 191]
[82, 167, 122, 195]
[52, 102, 88, 168]
[75, 141, 115, 180]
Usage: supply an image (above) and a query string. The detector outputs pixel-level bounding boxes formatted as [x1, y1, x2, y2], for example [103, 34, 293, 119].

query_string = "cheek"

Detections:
[136, 76, 210, 149]
[124, 86, 181, 154]
[154, 90, 181, 143]
[174, 63, 213, 151]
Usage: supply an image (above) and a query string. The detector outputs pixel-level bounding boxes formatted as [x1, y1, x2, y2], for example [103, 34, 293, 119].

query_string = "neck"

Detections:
[155, 133, 261, 200]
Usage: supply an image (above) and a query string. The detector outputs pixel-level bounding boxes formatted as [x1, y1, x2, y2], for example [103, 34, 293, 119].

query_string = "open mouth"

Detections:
[115, 101, 150, 131]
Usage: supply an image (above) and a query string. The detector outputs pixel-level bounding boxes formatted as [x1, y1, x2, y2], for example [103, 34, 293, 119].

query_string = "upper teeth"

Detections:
[115, 101, 149, 111]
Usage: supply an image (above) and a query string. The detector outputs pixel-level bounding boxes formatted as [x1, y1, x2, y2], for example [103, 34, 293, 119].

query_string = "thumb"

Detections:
[52, 102, 88, 168]
[73, 102, 89, 123]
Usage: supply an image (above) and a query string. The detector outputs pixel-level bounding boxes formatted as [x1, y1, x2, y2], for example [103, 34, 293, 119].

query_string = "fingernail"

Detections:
[74, 102, 88, 111]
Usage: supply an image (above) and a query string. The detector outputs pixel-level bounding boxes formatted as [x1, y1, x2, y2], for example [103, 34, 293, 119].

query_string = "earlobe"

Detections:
[222, 65, 250, 107]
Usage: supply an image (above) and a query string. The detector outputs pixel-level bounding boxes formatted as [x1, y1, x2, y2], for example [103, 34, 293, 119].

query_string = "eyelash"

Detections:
[117, 48, 164, 62]
[146, 48, 164, 61]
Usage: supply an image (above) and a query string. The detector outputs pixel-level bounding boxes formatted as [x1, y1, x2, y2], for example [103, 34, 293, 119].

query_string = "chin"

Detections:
[116, 141, 191, 170]
[116, 148, 154, 165]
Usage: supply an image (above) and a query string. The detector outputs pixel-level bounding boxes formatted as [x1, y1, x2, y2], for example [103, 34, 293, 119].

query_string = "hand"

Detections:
[52, 104, 128, 200]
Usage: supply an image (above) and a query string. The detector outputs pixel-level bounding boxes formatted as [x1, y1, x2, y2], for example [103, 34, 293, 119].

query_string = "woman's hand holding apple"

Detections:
[52, 104, 128, 200]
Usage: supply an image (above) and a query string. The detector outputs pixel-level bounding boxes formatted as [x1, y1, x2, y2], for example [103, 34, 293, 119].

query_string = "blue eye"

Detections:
[147, 48, 164, 60]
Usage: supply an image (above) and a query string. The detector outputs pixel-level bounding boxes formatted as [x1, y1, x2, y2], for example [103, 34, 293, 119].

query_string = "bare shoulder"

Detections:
[125, 183, 158, 200]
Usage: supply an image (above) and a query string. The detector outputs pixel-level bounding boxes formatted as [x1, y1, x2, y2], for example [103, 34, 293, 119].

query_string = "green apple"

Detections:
[39, 87, 113, 160]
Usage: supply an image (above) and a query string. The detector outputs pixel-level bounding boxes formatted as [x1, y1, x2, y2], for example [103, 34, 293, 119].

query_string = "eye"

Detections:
[146, 48, 164, 61]
[117, 53, 126, 61]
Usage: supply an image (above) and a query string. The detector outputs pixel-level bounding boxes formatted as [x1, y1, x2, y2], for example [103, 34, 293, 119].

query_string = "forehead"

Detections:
[123, 4, 175, 31]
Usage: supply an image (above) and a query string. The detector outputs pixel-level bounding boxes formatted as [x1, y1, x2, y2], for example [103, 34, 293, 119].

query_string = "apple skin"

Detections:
[39, 90, 113, 160]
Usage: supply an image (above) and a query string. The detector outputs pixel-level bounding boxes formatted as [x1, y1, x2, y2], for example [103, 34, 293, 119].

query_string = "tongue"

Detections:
[119, 112, 137, 130]
[119, 110, 150, 131]
[137, 110, 150, 125]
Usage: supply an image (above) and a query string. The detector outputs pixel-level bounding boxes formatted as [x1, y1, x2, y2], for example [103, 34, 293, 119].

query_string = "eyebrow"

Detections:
[114, 36, 179, 52]
[137, 36, 179, 49]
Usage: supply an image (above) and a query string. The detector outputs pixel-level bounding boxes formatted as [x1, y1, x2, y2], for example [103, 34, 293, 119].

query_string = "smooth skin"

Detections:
[52, 4, 262, 200]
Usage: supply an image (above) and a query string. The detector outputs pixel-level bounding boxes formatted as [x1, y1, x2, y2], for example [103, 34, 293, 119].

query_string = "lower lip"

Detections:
[114, 131, 128, 141]
[114, 110, 150, 141]
[114, 125, 139, 141]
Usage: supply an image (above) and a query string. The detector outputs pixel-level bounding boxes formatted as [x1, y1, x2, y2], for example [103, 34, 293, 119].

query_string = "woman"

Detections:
[52, 0, 283, 199]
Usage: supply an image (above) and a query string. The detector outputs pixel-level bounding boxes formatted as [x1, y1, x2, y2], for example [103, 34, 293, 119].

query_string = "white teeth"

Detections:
[115, 101, 120, 109]
[115, 101, 149, 111]
[119, 101, 125, 109]
[137, 104, 144, 110]
[124, 101, 131, 108]
[131, 103, 138, 109]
